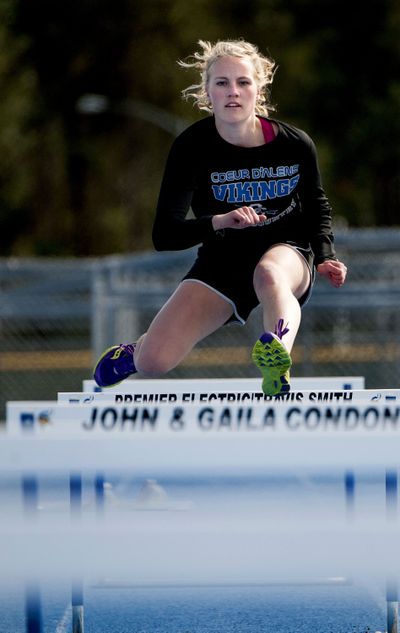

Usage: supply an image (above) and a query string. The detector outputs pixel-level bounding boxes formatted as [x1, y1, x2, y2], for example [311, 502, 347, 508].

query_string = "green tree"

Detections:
[282, 0, 400, 226]
[0, 0, 39, 255]
[1, 0, 399, 256]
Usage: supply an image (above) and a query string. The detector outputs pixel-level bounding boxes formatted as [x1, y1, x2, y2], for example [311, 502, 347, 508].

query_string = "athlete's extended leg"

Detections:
[134, 281, 233, 375]
[252, 245, 311, 395]
[94, 281, 233, 386]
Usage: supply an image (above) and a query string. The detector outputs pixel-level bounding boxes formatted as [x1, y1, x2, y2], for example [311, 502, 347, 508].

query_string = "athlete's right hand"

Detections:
[212, 206, 266, 231]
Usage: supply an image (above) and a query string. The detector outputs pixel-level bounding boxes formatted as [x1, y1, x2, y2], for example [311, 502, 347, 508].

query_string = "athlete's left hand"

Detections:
[317, 259, 347, 288]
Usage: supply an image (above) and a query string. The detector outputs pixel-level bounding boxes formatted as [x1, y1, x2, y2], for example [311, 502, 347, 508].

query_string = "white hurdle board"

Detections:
[7, 399, 400, 437]
[58, 388, 400, 405]
[82, 376, 365, 393]
[4, 399, 400, 472]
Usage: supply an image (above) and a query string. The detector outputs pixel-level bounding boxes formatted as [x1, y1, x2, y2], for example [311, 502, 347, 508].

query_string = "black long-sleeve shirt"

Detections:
[153, 116, 336, 266]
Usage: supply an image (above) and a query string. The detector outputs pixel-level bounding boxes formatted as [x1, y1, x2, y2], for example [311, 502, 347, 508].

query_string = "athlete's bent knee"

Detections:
[253, 260, 283, 292]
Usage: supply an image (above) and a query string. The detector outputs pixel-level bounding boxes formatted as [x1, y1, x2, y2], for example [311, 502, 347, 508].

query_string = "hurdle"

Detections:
[15, 466, 399, 633]
[21, 472, 86, 633]
[3, 378, 399, 633]
[82, 375, 365, 393]
[6, 396, 400, 438]
[14, 468, 400, 633]
[345, 468, 399, 633]
[57, 387, 400, 405]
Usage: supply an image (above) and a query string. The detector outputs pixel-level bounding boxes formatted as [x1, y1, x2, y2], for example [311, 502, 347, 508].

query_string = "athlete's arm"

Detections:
[152, 134, 216, 251]
[212, 206, 266, 230]
[317, 259, 347, 287]
[299, 136, 337, 266]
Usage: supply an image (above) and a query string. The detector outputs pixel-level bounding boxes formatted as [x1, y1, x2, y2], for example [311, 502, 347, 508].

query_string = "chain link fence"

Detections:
[1, 229, 400, 418]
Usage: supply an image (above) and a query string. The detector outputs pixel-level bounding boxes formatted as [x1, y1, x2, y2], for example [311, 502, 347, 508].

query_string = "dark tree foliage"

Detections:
[0, 0, 398, 255]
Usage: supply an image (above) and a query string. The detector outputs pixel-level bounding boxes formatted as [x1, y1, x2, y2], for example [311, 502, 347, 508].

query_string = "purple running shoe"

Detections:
[93, 343, 137, 387]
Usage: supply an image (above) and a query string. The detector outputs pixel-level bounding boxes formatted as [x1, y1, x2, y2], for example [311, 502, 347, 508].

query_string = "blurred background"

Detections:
[0, 0, 400, 414]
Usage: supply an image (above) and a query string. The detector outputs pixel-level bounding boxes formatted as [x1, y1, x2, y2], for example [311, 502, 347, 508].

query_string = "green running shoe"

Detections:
[252, 332, 292, 396]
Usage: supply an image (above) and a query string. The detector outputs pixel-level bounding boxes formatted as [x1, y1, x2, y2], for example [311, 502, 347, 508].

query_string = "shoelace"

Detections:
[116, 343, 136, 373]
[274, 318, 289, 340]
[120, 343, 136, 356]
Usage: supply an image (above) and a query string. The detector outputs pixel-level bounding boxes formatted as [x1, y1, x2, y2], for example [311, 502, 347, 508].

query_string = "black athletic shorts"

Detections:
[181, 241, 315, 325]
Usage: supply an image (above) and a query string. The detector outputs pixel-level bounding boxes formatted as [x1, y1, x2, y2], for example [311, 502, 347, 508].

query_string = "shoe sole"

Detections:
[252, 335, 292, 396]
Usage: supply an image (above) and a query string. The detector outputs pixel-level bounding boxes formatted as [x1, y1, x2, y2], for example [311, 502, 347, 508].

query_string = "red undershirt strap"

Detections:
[259, 117, 276, 143]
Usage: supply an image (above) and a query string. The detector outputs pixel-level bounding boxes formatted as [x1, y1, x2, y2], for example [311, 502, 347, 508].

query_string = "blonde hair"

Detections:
[178, 39, 277, 117]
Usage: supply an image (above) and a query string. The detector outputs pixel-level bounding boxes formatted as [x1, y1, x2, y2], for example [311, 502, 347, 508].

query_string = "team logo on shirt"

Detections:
[210, 165, 300, 204]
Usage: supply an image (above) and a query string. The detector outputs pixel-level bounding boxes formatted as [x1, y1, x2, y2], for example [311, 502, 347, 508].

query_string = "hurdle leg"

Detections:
[70, 473, 84, 633]
[22, 476, 42, 633]
[94, 473, 105, 516]
[386, 470, 398, 633]
[387, 579, 398, 633]
[24, 583, 42, 633]
[72, 582, 84, 633]
[386, 469, 398, 522]
[22, 475, 39, 515]
[344, 470, 355, 522]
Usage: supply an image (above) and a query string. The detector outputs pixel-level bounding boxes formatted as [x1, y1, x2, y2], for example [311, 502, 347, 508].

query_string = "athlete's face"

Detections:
[207, 56, 259, 125]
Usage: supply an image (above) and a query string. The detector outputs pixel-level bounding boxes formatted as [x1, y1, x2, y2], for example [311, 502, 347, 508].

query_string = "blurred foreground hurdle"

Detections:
[2, 376, 399, 633]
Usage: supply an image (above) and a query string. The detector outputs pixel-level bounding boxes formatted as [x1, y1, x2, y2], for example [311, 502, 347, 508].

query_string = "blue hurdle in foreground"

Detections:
[2, 375, 400, 633]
